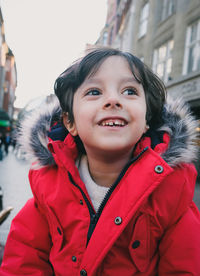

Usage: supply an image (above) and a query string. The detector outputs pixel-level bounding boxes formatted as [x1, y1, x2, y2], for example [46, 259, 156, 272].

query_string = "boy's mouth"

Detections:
[98, 118, 128, 127]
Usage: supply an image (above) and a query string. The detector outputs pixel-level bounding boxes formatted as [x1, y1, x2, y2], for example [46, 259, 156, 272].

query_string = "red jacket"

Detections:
[1, 97, 200, 275]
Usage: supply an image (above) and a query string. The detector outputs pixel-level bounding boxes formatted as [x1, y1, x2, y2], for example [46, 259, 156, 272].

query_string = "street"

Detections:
[0, 149, 200, 247]
[0, 149, 32, 245]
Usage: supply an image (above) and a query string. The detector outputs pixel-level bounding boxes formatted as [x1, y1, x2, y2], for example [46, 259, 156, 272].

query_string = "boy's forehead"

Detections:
[85, 55, 141, 83]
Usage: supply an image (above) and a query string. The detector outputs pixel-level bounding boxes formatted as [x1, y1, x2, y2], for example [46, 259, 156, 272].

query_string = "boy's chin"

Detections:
[91, 144, 134, 158]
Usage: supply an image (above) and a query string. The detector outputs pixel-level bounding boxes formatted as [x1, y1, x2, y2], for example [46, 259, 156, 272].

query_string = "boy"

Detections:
[1, 48, 200, 275]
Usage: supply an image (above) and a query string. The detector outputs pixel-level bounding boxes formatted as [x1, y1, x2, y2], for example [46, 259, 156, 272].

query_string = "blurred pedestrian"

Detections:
[0, 133, 3, 161]
[3, 133, 11, 155]
[11, 129, 17, 151]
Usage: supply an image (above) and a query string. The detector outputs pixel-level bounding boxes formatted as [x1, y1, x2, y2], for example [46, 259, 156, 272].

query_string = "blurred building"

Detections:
[97, 0, 133, 50]
[97, 0, 200, 173]
[97, 0, 200, 118]
[0, 7, 17, 129]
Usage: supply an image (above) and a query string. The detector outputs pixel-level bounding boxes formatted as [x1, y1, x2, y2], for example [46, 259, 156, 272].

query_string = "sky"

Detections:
[0, 0, 107, 108]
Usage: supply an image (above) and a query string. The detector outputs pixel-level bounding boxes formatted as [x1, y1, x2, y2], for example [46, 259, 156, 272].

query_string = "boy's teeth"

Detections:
[101, 119, 126, 126]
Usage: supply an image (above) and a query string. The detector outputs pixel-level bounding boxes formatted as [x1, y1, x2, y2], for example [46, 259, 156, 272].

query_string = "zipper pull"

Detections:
[91, 214, 97, 224]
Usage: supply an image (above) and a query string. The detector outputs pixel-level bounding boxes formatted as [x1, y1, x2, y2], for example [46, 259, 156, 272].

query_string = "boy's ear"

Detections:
[63, 113, 78, 136]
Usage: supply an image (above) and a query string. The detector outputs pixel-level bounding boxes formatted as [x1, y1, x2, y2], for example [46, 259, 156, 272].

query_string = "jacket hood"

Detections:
[18, 95, 199, 169]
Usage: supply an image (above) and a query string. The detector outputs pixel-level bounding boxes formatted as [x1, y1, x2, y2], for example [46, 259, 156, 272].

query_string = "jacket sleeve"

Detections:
[158, 201, 200, 275]
[0, 198, 53, 275]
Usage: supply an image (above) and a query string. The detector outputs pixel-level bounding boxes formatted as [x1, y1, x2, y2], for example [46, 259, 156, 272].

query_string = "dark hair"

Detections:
[54, 47, 166, 128]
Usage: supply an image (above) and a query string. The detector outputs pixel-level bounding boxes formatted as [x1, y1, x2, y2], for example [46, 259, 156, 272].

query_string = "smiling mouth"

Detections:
[99, 118, 128, 127]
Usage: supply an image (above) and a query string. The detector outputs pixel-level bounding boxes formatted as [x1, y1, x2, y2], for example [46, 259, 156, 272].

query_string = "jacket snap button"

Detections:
[154, 165, 164, 174]
[72, 256, 77, 262]
[80, 269, 87, 276]
[115, 216, 122, 225]
[132, 240, 140, 249]
[80, 199, 83, 205]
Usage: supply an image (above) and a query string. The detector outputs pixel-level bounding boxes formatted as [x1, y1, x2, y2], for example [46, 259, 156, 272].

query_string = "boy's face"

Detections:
[64, 56, 148, 159]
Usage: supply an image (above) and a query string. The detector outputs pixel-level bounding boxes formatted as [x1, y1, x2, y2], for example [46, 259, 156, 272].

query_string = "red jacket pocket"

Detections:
[129, 214, 150, 272]
[46, 205, 64, 252]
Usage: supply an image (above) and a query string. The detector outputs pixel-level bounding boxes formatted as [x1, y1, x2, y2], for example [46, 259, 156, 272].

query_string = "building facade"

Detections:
[98, 0, 200, 114]
[0, 7, 17, 121]
[97, 0, 200, 173]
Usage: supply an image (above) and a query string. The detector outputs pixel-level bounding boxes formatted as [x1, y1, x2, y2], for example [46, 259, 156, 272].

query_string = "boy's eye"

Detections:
[123, 88, 137, 95]
[86, 89, 101, 96]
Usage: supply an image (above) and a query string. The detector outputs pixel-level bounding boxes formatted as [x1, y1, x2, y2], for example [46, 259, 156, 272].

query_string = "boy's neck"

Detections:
[86, 151, 132, 188]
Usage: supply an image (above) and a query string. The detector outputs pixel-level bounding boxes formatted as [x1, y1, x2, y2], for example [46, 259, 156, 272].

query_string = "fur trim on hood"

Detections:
[18, 95, 199, 169]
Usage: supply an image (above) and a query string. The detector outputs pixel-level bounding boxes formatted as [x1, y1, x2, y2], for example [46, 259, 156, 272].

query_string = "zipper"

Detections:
[95, 147, 148, 221]
[68, 172, 96, 245]
[68, 171, 95, 216]
[68, 147, 148, 245]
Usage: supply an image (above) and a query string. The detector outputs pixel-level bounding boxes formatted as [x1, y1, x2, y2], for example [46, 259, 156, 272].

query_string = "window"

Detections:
[183, 19, 200, 75]
[102, 32, 108, 46]
[161, 0, 175, 21]
[153, 40, 174, 83]
[0, 26, 2, 46]
[109, 27, 114, 45]
[139, 2, 149, 38]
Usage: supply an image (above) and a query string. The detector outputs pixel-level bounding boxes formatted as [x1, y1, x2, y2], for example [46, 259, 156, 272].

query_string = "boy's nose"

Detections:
[103, 95, 122, 109]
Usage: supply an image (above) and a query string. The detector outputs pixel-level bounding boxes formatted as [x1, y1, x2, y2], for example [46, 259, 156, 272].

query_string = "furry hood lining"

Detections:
[18, 95, 199, 169]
